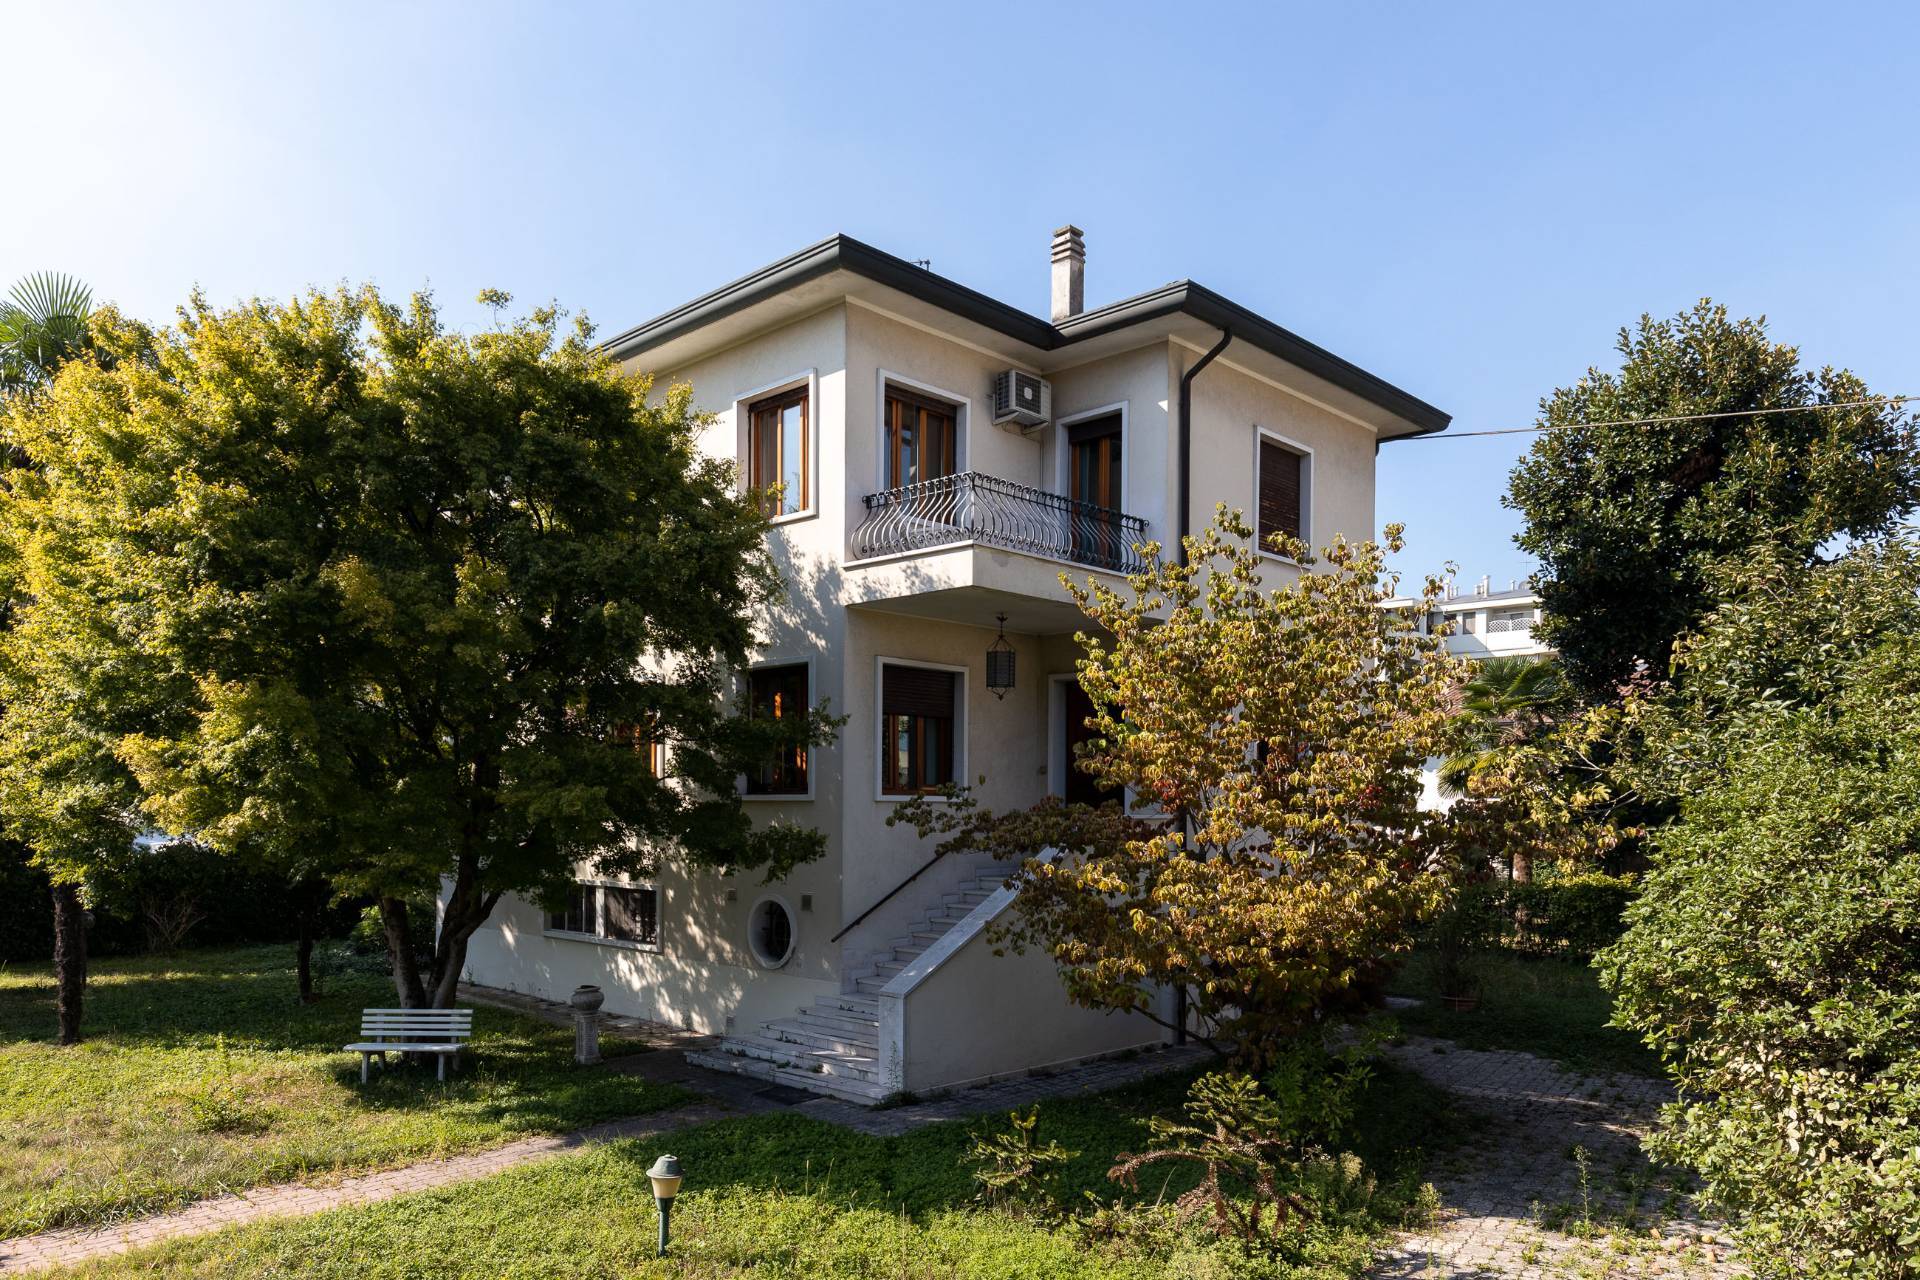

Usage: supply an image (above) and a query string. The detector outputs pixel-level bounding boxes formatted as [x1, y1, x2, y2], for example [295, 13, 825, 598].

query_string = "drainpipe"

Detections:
[1176, 328, 1233, 567]
[1171, 328, 1230, 1047]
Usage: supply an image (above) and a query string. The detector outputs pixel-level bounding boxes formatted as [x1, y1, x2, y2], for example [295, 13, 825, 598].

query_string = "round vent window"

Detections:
[747, 896, 796, 969]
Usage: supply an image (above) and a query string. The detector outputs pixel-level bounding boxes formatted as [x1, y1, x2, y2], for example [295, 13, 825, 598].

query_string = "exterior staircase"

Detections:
[685, 864, 1009, 1104]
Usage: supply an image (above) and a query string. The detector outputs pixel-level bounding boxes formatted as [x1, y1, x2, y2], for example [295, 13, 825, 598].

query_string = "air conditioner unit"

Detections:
[990, 370, 1051, 436]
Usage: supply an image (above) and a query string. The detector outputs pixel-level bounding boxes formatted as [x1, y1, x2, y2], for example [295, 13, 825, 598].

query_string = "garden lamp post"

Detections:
[647, 1153, 683, 1257]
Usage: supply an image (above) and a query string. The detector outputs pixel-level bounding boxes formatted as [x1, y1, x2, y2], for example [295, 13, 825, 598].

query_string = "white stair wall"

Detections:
[686, 863, 1013, 1105]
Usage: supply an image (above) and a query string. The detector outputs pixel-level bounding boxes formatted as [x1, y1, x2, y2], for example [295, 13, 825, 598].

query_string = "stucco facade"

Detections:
[459, 232, 1446, 1101]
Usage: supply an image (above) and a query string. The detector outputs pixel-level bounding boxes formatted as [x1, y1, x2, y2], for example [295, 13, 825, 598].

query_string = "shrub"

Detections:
[1102, 1035, 1383, 1258]
[1479, 869, 1636, 957]
[1602, 544, 1920, 1279]
[963, 1106, 1078, 1217]
[1, 840, 365, 963]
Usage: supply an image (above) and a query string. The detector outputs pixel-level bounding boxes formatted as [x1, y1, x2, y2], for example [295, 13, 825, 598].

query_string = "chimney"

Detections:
[1050, 225, 1085, 322]
[1475, 575, 1490, 597]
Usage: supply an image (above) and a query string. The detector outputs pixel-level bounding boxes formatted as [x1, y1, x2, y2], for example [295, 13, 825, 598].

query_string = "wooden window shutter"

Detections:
[882, 665, 957, 719]
[1258, 440, 1302, 545]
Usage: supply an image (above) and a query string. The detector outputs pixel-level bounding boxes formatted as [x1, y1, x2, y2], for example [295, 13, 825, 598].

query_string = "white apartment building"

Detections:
[458, 229, 1449, 1102]
[1411, 576, 1550, 661]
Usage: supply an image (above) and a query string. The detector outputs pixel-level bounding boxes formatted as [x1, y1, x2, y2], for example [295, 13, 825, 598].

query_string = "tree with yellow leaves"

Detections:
[897, 509, 1466, 1062]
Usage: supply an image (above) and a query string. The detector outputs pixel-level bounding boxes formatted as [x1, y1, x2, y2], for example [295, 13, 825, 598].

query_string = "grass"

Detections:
[0, 944, 692, 1237]
[41, 1059, 1472, 1279]
[1384, 948, 1662, 1078]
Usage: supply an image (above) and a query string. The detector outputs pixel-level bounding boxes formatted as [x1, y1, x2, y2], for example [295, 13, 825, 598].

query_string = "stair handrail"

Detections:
[831, 848, 960, 944]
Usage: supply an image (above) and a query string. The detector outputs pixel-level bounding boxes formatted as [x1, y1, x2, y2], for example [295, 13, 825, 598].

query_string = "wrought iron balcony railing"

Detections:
[852, 471, 1149, 574]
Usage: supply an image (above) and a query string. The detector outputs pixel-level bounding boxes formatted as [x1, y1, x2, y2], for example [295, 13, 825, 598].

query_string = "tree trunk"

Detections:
[295, 930, 316, 1004]
[378, 895, 427, 1008]
[1511, 847, 1534, 884]
[425, 851, 501, 1008]
[50, 881, 87, 1045]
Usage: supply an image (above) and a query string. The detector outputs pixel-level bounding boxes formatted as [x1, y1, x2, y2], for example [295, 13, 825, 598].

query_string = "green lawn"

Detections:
[0, 944, 692, 1237]
[1385, 948, 1663, 1077]
[44, 1061, 1468, 1279]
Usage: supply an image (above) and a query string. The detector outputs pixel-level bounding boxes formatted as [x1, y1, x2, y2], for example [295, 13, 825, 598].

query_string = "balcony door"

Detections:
[884, 387, 958, 490]
[1068, 413, 1123, 567]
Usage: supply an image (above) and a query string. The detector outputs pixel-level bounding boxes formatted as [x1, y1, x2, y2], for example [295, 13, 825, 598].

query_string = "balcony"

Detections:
[852, 471, 1149, 575]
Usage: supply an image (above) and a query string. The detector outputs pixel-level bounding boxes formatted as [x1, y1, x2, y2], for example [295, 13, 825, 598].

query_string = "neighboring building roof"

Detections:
[1435, 587, 1538, 608]
[603, 234, 1451, 439]
[1383, 585, 1541, 610]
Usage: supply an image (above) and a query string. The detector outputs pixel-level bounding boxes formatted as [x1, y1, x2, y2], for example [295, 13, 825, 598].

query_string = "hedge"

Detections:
[0, 842, 363, 963]
[1470, 870, 1636, 957]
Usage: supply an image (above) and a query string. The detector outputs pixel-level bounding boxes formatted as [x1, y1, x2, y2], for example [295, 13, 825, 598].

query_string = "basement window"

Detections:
[544, 881, 660, 950]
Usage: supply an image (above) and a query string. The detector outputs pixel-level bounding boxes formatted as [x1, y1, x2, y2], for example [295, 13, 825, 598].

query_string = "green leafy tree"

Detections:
[10, 286, 835, 1008]
[1600, 541, 1920, 1278]
[1506, 300, 1919, 701]
[899, 511, 1465, 1061]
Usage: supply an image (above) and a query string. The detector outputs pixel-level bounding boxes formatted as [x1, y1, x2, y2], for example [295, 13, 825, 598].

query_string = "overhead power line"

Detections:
[1400, 394, 1918, 442]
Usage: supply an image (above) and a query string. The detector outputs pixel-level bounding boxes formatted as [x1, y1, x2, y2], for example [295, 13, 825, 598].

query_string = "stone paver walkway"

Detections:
[1370, 1038, 1743, 1278]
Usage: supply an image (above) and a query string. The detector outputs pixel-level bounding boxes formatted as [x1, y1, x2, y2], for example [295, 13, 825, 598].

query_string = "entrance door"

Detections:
[1068, 413, 1123, 566]
[1062, 681, 1125, 809]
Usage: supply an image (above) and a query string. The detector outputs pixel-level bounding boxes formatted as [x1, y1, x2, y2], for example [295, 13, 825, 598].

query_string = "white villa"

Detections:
[458, 228, 1449, 1103]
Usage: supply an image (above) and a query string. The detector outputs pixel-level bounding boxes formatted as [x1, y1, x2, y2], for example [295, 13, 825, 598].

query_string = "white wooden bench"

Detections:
[344, 1008, 474, 1083]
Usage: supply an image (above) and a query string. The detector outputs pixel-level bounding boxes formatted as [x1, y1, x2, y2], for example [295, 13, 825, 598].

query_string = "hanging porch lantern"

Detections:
[986, 613, 1015, 700]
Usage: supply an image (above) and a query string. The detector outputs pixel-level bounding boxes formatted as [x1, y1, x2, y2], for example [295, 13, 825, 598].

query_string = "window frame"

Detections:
[732, 370, 818, 526]
[873, 655, 968, 802]
[542, 878, 663, 953]
[1252, 426, 1313, 564]
[741, 657, 816, 801]
[875, 370, 969, 492]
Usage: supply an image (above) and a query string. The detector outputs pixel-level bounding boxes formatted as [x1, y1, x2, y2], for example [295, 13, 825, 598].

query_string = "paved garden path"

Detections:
[0, 1007, 1208, 1276]
[1369, 1038, 1743, 1279]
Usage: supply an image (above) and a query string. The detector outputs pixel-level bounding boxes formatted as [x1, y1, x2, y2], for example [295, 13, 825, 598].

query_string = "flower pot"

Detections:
[1440, 993, 1479, 1013]
[569, 985, 605, 1014]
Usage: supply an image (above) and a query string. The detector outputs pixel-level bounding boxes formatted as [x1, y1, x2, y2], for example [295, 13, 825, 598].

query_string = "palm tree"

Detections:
[0, 272, 93, 396]
[0, 272, 94, 1042]
[1438, 655, 1568, 795]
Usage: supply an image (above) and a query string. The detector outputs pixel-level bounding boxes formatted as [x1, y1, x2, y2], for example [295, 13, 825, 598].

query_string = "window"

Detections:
[1257, 437, 1305, 551]
[1456, 611, 1478, 635]
[614, 719, 668, 777]
[546, 881, 659, 947]
[747, 896, 796, 968]
[882, 663, 958, 795]
[748, 387, 808, 517]
[746, 663, 809, 795]
[884, 386, 958, 489]
[602, 885, 659, 946]
[546, 882, 596, 935]
[1488, 608, 1535, 634]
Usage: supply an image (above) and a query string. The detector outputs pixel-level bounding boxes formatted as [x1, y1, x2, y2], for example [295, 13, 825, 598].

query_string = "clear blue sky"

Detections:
[7, 1, 1916, 584]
